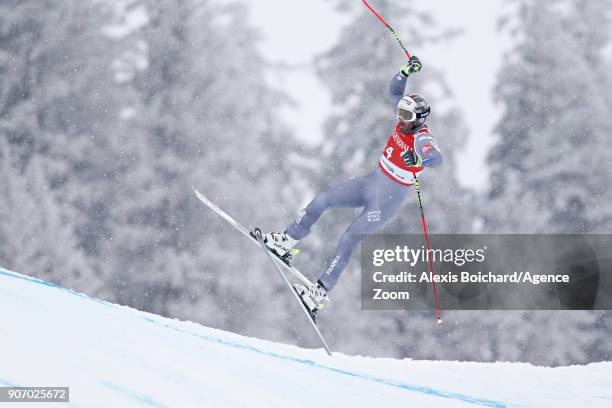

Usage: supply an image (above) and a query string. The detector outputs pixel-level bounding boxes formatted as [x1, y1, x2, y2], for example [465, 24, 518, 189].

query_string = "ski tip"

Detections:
[192, 186, 203, 198]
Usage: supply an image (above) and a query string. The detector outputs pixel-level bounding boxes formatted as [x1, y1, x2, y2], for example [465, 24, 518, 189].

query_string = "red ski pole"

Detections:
[362, 0, 442, 324]
[361, 0, 411, 59]
[412, 173, 442, 324]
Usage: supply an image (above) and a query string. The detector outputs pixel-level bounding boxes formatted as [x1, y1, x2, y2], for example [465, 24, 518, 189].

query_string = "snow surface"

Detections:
[0, 267, 610, 407]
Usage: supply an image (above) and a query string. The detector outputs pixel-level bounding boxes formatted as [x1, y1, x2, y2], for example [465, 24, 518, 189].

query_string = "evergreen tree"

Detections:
[488, 0, 612, 233]
[483, 0, 612, 365]
[0, 142, 95, 292]
[104, 0, 308, 344]
[0, 0, 125, 292]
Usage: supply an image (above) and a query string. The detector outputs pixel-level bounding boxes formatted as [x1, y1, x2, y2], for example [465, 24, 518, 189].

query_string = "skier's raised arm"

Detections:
[388, 56, 422, 112]
[389, 57, 443, 168]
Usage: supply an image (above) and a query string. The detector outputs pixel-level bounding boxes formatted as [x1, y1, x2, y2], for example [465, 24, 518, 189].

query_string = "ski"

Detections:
[193, 187, 313, 287]
[252, 228, 332, 356]
[192, 187, 333, 356]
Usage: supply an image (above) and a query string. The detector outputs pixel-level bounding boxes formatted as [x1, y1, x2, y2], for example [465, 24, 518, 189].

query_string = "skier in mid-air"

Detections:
[264, 56, 443, 317]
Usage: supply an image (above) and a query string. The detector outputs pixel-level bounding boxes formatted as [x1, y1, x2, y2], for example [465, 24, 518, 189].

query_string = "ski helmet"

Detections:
[397, 94, 430, 126]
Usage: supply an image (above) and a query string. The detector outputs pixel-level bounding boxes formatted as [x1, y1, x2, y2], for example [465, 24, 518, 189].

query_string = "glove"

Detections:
[400, 56, 422, 77]
[401, 148, 423, 167]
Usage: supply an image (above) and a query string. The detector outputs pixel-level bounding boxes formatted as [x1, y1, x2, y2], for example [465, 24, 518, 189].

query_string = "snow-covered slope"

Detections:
[0, 267, 609, 407]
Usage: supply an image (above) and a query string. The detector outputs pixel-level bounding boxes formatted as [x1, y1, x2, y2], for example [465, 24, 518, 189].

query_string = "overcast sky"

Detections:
[246, 0, 512, 191]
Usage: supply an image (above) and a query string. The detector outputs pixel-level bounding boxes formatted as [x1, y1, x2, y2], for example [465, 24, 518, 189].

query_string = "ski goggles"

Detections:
[397, 108, 417, 122]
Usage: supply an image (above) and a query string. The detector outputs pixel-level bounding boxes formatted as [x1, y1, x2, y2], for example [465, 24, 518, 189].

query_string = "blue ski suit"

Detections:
[286, 71, 443, 291]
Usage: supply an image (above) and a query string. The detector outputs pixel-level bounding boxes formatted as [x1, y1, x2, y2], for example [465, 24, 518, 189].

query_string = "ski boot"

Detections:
[263, 231, 299, 265]
[293, 281, 329, 322]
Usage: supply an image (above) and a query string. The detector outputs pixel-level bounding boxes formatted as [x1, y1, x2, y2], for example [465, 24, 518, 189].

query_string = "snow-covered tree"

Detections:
[488, 0, 612, 233]
[0, 142, 96, 292]
[482, 0, 612, 365]
[0, 0, 124, 292]
[103, 0, 310, 344]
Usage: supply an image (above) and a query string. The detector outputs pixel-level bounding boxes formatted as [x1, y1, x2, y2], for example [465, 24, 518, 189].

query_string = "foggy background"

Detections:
[1, 0, 610, 366]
